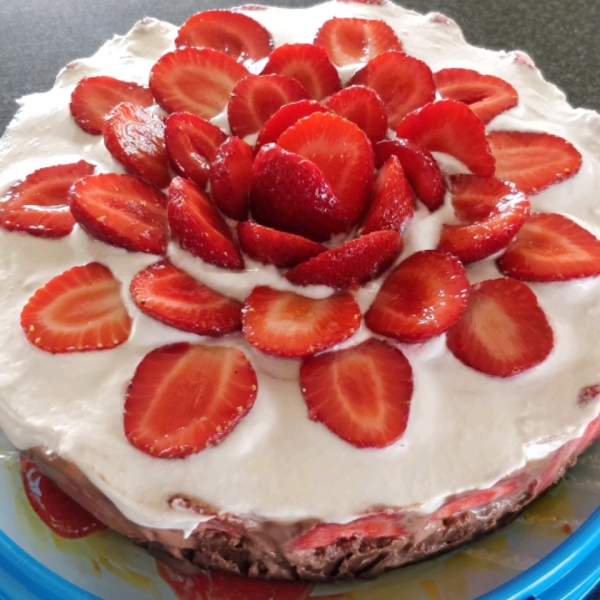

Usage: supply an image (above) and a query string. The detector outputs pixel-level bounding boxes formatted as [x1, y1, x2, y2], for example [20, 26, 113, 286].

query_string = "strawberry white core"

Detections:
[1, 2, 600, 536]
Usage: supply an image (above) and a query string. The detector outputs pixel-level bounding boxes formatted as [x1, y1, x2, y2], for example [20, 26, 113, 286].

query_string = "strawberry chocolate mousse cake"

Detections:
[2, 0, 600, 583]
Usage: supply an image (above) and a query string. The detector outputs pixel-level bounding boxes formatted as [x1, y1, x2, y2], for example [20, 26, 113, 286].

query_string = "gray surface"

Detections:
[0, 0, 599, 598]
[0, 0, 599, 133]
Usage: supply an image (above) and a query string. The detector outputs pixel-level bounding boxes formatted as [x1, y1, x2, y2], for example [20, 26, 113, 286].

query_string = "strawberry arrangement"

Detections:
[2, 4, 599, 463]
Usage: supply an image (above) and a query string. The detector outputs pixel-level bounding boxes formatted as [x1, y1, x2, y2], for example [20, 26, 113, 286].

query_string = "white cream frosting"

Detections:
[1, 2, 600, 536]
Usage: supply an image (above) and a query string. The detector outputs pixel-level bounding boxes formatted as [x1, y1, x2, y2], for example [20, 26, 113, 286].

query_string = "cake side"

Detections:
[1, 0, 600, 567]
[26, 409, 600, 581]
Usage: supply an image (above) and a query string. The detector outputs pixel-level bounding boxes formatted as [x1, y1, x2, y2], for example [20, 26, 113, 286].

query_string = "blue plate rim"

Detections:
[1, 505, 600, 600]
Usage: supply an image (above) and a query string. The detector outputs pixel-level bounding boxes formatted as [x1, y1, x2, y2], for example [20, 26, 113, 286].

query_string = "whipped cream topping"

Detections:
[1, 2, 600, 536]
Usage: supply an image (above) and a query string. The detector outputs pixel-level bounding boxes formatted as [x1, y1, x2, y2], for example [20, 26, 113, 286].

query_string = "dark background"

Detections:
[1, 0, 600, 132]
[1, 1, 599, 598]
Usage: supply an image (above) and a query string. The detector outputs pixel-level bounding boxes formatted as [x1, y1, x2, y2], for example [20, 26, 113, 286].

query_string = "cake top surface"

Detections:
[1, 1, 600, 535]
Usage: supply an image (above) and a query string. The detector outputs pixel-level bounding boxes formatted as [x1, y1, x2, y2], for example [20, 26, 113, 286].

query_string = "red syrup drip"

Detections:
[19, 457, 106, 539]
[156, 560, 314, 600]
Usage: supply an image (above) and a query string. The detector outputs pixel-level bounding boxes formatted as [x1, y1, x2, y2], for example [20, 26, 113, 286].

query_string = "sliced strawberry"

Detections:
[396, 99, 495, 177]
[69, 76, 154, 135]
[291, 513, 405, 552]
[260, 43, 341, 101]
[130, 260, 242, 336]
[433, 68, 519, 125]
[432, 476, 522, 521]
[350, 51, 435, 129]
[209, 136, 254, 221]
[175, 10, 273, 63]
[103, 102, 170, 189]
[365, 250, 470, 343]
[285, 230, 402, 289]
[496, 212, 600, 281]
[124, 342, 257, 458]
[237, 221, 326, 268]
[375, 138, 446, 211]
[150, 48, 249, 119]
[164, 112, 227, 188]
[227, 74, 309, 138]
[360, 155, 413, 235]
[69, 173, 168, 254]
[168, 177, 244, 270]
[20, 457, 106, 539]
[156, 561, 313, 600]
[574, 412, 600, 457]
[277, 112, 375, 226]
[437, 175, 530, 263]
[487, 131, 582, 194]
[323, 85, 388, 145]
[313, 18, 402, 67]
[249, 143, 349, 242]
[255, 100, 330, 150]
[0, 161, 95, 238]
[300, 338, 413, 448]
[20, 262, 132, 354]
[446, 278, 554, 377]
[533, 440, 579, 495]
[242, 286, 361, 357]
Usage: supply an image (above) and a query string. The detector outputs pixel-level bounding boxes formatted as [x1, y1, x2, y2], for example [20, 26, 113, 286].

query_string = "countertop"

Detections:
[0, 0, 599, 598]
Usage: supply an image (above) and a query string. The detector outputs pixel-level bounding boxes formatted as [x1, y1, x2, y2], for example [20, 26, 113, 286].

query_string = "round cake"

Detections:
[1, 0, 600, 583]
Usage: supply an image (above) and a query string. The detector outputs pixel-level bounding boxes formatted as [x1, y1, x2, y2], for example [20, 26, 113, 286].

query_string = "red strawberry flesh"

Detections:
[446, 278, 554, 377]
[69, 76, 154, 135]
[20, 262, 132, 354]
[350, 51, 435, 129]
[323, 85, 388, 145]
[69, 173, 168, 255]
[375, 138, 446, 211]
[291, 513, 405, 551]
[276, 112, 375, 226]
[255, 100, 330, 150]
[124, 343, 257, 458]
[285, 230, 403, 290]
[156, 561, 313, 600]
[20, 457, 106, 539]
[237, 221, 326, 268]
[228, 74, 309, 138]
[130, 260, 243, 336]
[437, 175, 531, 263]
[242, 286, 361, 357]
[300, 338, 413, 448]
[249, 143, 350, 242]
[209, 136, 254, 221]
[164, 112, 227, 188]
[175, 10, 273, 63]
[260, 43, 341, 100]
[360, 155, 414, 235]
[168, 177, 244, 270]
[396, 99, 495, 177]
[432, 476, 522, 521]
[313, 17, 402, 67]
[0, 161, 95, 238]
[496, 212, 600, 281]
[365, 250, 470, 343]
[487, 130, 582, 194]
[103, 102, 170, 189]
[150, 48, 249, 119]
[433, 68, 519, 125]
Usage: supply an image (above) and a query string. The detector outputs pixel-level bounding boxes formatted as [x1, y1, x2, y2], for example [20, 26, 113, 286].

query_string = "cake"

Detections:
[1, 0, 600, 584]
